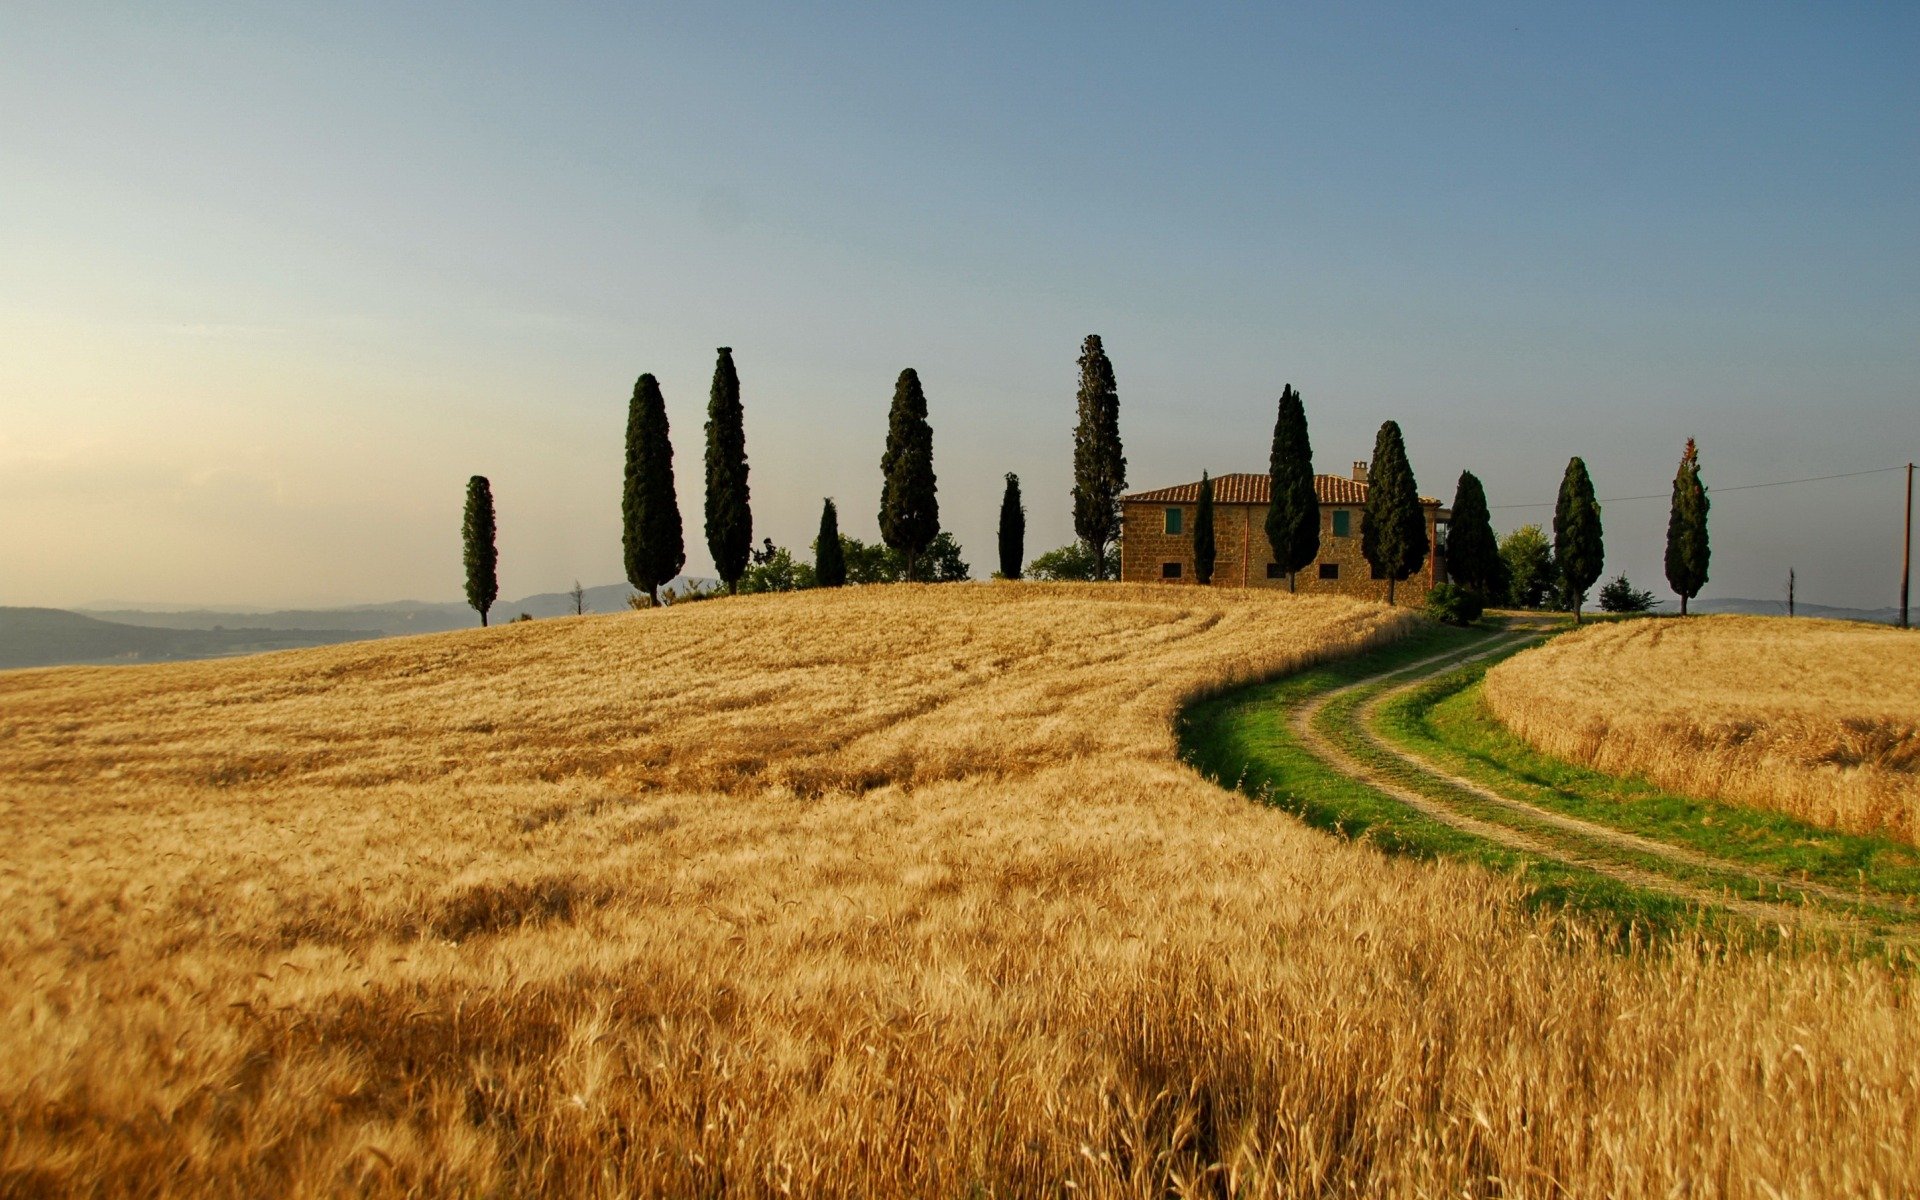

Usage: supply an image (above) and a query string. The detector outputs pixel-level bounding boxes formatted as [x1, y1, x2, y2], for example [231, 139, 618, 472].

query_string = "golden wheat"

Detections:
[1485, 615, 1920, 842]
[2, 585, 1916, 1197]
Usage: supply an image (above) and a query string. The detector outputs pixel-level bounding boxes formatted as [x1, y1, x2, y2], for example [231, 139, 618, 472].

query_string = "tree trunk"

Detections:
[1387, 577, 1397, 605]
[1288, 571, 1296, 594]
[1680, 594, 1688, 616]
[650, 584, 661, 608]
[480, 611, 489, 628]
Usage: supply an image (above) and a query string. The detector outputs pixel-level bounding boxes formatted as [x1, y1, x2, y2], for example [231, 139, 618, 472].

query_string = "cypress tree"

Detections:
[1193, 471, 1217, 585]
[1360, 421, 1428, 604]
[462, 475, 498, 627]
[1665, 438, 1710, 615]
[704, 347, 752, 593]
[814, 498, 846, 587]
[878, 368, 939, 581]
[1071, 334, 1126, 580]
[1553, 456, 1605, 623]
[998, 473, 1025, 580]
[1445, 470, 1501, 599]
[622, 373, 685, 605]
[1264, 384, 1318, 591]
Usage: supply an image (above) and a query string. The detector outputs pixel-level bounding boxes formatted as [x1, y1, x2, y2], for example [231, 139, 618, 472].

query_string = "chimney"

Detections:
[1352, 461, 1368, 482]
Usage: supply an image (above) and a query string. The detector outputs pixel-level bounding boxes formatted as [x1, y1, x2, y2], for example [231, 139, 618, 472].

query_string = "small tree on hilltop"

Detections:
[1071, 334, 1126, 579]
[1445, 471, 1502, 601]
[814, 498, 847, 588]
[1665, 438, 1710, 616]
[462, 475, 498, 627]
[623, 372, 686, 605]
[1553, 456, 1605, 623]
[1194, 471, 1216, 585]
[879, 368, 940, 581]
[1360, 421, 1428, 604]
[1264, 384, 1319, 591]
[1499, 524, 1553, 608]
[998, 473, 1025, 580]
[1598, 574, 1657, 613]
[704, 348, 752, 593]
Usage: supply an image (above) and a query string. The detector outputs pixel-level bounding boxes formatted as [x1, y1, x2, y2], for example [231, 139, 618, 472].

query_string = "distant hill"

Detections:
[0, 608, 363, 670]
[1692, 598, 1903, 625]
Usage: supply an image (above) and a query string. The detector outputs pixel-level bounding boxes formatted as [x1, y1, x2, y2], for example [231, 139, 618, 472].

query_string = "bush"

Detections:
[739, 539, 817, 594]
[1424, 583, 1484, 627]
[1026, 542, 1120, 582]
[1597, 573, 1659, 614]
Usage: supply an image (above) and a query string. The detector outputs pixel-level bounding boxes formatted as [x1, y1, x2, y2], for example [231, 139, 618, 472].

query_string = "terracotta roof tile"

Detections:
[1121, 472, 1439, 508]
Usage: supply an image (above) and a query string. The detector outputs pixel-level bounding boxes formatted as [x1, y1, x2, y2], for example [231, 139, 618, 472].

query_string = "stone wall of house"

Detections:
[1119, 501, 1445, 605]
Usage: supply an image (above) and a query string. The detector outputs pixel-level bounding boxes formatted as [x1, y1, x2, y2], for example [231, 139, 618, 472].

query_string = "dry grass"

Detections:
[1485, 615, 1920, 843]
[1, 584, 1916, 1198]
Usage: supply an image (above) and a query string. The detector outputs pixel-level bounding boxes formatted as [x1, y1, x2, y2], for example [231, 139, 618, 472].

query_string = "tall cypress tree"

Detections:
[1665, 438, 1710, 615]
[1264, 384, 1318, 591]
[998, 473, 1025, 580]
[1193, 471, 1216, 585]
[1553, 456, 1605, 624]
[814, 498, 846, 588]
[462, 475, 498, 627]
[1360, 421, 1428, 604]
[878, 368, 939, 581]
[1071, 334, 1126, 579]
[704, 347, 752, 593]
[1445, 470, 1501, 599]
[622, 373, 685, 605]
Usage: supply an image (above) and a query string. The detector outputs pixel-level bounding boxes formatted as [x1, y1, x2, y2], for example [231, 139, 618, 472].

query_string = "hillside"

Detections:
[0, 606, 360, 670]
[2, 586, 1915, 1197]
[1485, 615, 1920, 841]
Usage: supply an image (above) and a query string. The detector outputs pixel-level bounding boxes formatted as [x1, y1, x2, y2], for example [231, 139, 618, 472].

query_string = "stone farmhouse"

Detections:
[1118, 463, 1450, 604]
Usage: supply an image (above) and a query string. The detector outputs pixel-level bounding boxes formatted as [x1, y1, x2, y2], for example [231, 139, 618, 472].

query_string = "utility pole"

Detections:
[1788, 567, 1795, 618]
[1902, 461, 1913, 630]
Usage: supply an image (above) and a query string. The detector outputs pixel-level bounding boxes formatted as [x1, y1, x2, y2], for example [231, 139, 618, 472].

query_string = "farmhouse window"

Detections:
[1318, 563, 1339, 580]
[1162, 561, 1183, 579]
[1265, 562, 1284, 579]
[1164, 507, 1183, 535]
[1332, 510, 1351, 537]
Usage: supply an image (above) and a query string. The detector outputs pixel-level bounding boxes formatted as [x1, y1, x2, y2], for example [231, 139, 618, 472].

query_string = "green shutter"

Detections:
[1332, 509, 1351, 537]
[1165, 507, 1183, 535]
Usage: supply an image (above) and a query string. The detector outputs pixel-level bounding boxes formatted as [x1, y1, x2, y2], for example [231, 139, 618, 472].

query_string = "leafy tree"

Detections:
[738, 538, 816, 593]
[1445, 470, 1502, 601]
[462, 475, 498, 627]
[835, 531, 968, 583]
[1264, 384, 1318, 591]
[1071, 334, 1126, 579]
[814, 498, 847, 588]
[1553, 455, 1605, 623]
[997, 473, 1025, 580]
[1425, 583, 1484, 627]
[1665, 438, 1710, 615]
[1499, 525, 1553, 608]
[1360, 421, 1428, 604]
[1598, 574, 1658, 613]
[879, 368, 939, 581]
[622, 373, 685, 605]
[1193, 471, 1216, 585]
[704, 348, 752, 593]
[1025, 542, 1118, 582]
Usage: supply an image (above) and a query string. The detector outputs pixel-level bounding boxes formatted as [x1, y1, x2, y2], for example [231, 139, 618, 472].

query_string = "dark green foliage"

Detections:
[1598, 574, 1659, 613]
[814, 499, 847, 588]
[1553, 456, 1605, 623]
[1360, 421, 1428, 603]
[1665, 438, 1710, 615]
[622, 373, 685, 604]
[1445, 471, 1502, 600]
[1025, 542, 1119, 582]
[739, 538, 816, 593]
[1193, 471, 1216, 585]
[835, 531, 968, 583]
[1424, 583, 1484, 627]
[1499, 524, 1553, 608]
[997, 473, 1025, 580]
[704, 348, 752, 592]
[878, 368, 939, 581]
[1071, 334, 1126, 579]
[462, 475, 498, 627]
[1264, 384, 1318, 591]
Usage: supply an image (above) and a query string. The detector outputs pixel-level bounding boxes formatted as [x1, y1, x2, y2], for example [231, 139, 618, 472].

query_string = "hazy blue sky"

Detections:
[4, 3, 1915, 609]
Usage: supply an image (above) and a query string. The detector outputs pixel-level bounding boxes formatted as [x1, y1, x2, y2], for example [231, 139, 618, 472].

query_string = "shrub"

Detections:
[1026, 542, 1120, 582]
[1598, 574, 1659, 614]
[1425, 583, 1484, 627]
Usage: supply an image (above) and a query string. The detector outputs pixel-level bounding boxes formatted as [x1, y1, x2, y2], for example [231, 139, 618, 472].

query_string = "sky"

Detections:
[3, 2, 1915, 610]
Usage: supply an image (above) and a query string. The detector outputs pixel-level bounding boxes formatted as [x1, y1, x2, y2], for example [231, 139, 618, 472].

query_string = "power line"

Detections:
[1486, 464, 1909, 511]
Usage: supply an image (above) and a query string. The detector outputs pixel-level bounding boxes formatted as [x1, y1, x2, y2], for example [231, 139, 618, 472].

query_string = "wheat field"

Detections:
[2, 585, 1916, 1198]
[1485, 615, 1920, 843]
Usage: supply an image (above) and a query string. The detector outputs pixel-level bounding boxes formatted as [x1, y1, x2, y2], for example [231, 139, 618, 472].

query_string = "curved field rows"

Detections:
[3, 585, 1918, 1197]
[1484, 616, 1920, 842]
